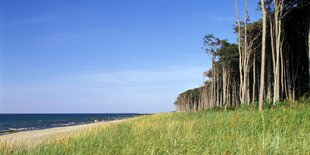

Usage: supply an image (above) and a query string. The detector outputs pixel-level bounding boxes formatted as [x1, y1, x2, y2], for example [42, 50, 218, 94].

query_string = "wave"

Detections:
[51, 122, 77, 127]
[0, 127, 36, 135]
[0, 114, 144, 136]
[0, 122, 88, 135]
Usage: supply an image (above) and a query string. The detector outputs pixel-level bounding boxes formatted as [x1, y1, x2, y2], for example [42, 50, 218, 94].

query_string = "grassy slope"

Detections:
[2, 104, 310, 155]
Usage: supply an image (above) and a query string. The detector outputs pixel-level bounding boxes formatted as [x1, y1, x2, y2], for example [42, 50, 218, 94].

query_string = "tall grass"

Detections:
[1, 102, 310, 154]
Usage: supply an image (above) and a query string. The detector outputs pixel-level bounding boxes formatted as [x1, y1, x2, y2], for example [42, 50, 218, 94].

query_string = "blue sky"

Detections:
[0, 0, 260, 113]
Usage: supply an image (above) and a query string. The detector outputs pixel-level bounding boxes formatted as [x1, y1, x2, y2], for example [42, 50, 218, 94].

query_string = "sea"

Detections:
[0, 113, 144, 135]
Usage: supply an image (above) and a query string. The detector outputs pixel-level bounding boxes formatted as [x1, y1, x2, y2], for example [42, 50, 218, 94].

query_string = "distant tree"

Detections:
[203, 34, 221, 107]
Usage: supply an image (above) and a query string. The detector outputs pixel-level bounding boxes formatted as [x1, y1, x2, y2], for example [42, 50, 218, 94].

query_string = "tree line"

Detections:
[174, 0, 310, 112]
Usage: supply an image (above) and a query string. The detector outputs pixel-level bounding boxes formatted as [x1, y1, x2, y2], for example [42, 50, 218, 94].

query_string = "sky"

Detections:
[0, 0, 260, 113]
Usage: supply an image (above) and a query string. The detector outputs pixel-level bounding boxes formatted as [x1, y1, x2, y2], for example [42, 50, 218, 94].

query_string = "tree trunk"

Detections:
[252, 53, 256, 103]
[227, 72, 230, 106]
[273, 0, 284, 104]
[267, 55, 273, 101]
[223, 67, 227, 106]
[212, 66, 215, 108]
[259, 0, 267, 113]
[246, 73, 250, 104]
[216, 72, 220, 107]
[234, 0, 243, 104]
[244, 0, 249, 105]
[270, 16, 276, 69]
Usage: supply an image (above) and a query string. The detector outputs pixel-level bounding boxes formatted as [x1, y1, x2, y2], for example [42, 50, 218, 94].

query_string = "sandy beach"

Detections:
[0, 119, 126, 148]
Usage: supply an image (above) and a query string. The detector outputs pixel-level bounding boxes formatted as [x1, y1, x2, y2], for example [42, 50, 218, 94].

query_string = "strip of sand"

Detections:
[0, 119, 126, 148]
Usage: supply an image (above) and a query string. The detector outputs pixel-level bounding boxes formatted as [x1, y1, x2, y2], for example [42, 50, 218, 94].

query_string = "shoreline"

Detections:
[0, 119, 127, 148]
[0, 119, 120, 136]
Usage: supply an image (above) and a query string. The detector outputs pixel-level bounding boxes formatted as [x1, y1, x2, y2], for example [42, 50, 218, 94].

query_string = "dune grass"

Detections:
[1, 101, 310, 154]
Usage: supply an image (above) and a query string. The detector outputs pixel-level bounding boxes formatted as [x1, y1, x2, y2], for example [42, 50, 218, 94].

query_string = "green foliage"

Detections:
[2, 102, 310, 155]
[177, 87, 203, 106]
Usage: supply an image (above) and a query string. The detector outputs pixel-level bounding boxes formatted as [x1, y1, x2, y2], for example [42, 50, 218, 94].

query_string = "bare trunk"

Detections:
[223, 67, 227, 106]
[234, 0, 243, 104]
[212, 67, 215, 107]
[246, 74, 250, 104]
[252, 54, 256, 103]
[259, 0, 267, 113]
[281, 42, 287, 99]
[273, 0, 284, 104]
[267, 56, 273, 101]
[244, 0, 249, 105]
[228, 73, 230, 106]
[216, 73, 220, 107]
[270, 17, 276, 69]
[267, 2, 275, 102]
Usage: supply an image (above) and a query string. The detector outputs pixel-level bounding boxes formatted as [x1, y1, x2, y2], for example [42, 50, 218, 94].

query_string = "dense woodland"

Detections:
[175, 0, 310, 112]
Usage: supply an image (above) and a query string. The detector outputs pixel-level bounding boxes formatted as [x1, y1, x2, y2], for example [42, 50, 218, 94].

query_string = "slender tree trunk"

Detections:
[234, 0, 243, 104]
[212, 66, 215, 107]
[244, 0, 249, 105]
[246, 73, 250, 104]
[281, 43, 287, 99]
[270, 17, 276, 69]
[259, 0, 267, 113]
[217, 73, 219, 107]
[252, 54, 256, 103]
[227, 73, 231, 106]
[273, 0, 284, 104]
[267, 3, 275, 102]
[266, 55, 270, 100]
[223, 67, 227, 106]
[232, 81, 235, 107]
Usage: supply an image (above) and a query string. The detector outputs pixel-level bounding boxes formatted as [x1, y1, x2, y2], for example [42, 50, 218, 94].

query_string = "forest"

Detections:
[175, 0, 310, 112]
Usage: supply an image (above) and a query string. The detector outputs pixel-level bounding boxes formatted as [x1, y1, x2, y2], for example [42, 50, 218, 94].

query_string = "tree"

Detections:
[203, 34, 221, 107]
[234, 0, 250, 104]
[175, 0, 310, 112]
[259, 0, 267, 113]
[234, 0, 261, 105]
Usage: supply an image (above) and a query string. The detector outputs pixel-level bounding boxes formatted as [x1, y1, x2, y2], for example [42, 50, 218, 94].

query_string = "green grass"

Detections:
[1, 102, 310, 155]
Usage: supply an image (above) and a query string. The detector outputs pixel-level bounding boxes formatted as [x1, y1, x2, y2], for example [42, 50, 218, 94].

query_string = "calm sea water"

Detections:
[0, 114, 144, 135]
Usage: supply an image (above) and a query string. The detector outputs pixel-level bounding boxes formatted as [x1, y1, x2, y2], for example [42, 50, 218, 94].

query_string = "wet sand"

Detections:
[0, 119, 126, 148]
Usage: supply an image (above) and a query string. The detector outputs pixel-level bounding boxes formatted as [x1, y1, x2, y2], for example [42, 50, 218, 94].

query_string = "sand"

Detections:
[0, 119, 125, 148]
